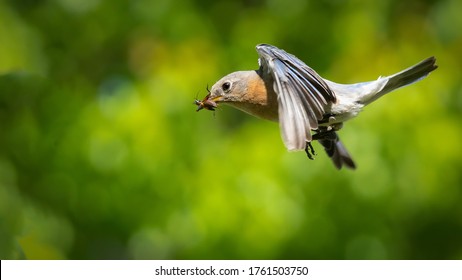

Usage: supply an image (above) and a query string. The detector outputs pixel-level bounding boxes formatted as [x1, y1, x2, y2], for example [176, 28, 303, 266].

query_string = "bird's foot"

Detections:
[305, 142, 316, 160]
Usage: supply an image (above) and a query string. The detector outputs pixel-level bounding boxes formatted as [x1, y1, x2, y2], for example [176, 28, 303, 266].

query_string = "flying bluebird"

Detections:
[196, 44, 437, 169]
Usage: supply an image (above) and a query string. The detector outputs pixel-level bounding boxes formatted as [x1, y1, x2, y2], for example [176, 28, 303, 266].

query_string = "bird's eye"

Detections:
[222, 82, 231, 92]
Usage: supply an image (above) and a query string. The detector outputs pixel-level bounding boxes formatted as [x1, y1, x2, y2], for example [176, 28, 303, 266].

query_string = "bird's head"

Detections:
[195, 70, 274, 120]
[206, 71, 252, 104]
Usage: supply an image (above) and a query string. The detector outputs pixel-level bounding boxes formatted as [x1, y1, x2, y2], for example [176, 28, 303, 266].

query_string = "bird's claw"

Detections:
[305, 142, 316, 160]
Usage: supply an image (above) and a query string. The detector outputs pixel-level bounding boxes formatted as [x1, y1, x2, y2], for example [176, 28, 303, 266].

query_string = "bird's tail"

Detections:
[361, 56, 438, 105]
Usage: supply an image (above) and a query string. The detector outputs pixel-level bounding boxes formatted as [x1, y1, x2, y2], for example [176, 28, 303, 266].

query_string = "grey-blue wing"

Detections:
[256, 44, 336, 151]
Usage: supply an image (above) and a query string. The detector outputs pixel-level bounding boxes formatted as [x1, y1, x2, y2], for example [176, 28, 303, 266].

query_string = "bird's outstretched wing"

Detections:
[318, 132, 356, 170]
[256, 44, 336, 151]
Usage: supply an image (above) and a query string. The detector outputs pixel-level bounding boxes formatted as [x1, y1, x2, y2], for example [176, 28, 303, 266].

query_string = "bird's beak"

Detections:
[210, 95, 223, 103]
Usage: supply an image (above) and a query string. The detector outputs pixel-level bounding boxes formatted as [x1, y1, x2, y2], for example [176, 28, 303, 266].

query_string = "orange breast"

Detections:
[228, 73, 279, 122]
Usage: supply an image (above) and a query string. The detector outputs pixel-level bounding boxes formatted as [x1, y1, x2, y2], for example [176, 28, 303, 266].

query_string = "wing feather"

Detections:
[256, 44, 336, 151]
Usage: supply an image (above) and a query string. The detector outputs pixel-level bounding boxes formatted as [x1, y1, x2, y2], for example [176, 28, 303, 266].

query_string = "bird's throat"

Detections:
[227, 71, 279, 122]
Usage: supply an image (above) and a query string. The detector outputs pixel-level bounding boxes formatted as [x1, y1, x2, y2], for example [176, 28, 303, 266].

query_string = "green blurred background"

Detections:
[1, 0, 461, 260]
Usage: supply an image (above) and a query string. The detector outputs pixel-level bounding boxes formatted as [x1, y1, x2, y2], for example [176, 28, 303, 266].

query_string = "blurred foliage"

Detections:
[0, 0, 461, 260]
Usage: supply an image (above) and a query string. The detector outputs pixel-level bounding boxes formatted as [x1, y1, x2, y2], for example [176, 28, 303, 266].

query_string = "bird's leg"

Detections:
[305, 141, 316, 160]
[312, 129, 338, 141]
[305, 128, 337, 160]
[312, 123, 343, 141]
[305, 123, 343, 160]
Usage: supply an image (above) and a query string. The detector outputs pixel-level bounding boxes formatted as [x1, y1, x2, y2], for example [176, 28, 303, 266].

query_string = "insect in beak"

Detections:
[194, 85, 218, 112]
[194, 95, 218, 112]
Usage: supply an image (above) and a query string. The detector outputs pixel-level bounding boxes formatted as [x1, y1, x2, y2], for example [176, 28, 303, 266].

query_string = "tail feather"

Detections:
[367, 56, 438, 104]
[316, 57, 437, 170]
